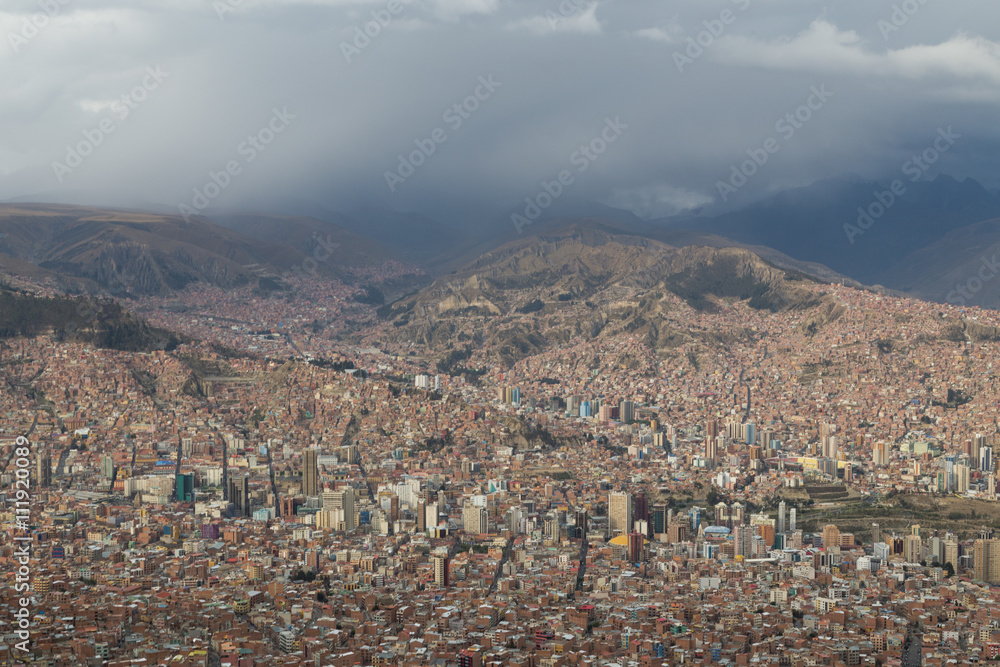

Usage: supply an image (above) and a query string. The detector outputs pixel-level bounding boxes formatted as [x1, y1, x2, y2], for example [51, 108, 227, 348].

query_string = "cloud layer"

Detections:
[1, 0, 999, 223]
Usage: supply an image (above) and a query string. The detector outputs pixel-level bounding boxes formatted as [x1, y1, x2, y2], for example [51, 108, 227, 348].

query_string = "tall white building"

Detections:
[463, 503, 488, 534]
[323, 489, 355, 530]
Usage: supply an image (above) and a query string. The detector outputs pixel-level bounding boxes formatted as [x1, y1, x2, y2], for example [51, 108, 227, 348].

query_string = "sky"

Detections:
[2, 0, 1000, 225]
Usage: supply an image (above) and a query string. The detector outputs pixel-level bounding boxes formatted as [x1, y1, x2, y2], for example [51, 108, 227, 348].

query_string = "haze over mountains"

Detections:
[3, 172, 1000, 309]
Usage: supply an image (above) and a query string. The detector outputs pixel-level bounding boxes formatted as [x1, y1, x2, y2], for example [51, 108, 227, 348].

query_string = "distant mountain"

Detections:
[337, 207, 470, 265]
[379, 221, 835, 365]
[0, 204, 326, 296]
[659, 175, 1000, 286]
[211, 212, 401, 269]
[888, 217, 1000, 308]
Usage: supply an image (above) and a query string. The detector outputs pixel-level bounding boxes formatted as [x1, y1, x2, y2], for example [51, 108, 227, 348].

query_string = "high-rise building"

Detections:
[634, 494, 650, 526]
[228, 474, 250, 517]
[705, 436, 719, 464]
[955, 464, 971, 493]
[327, 489, 355, 530]
[100, 454, 116, 481]
[974, 539, 1000, 583]
[619, 400, 635, 423]
[777, 501, 786, 534]
[627, 532, 645, 562]
[981, 446, 994, 473]
[506, 506, 523, 533]
[425, 500, 439, 531]
[822, 524, 841, 550]
[36, 451, 51, 488]
[872, 441, 890, 467]
[871, 523, 880, 545]
[575, 509, 588, 537]
[303, 449, 319, 498]
[904, 534, 922, 564]
[463, 503, 488, 534]
[176, 473, 195, 502]
[944, 536, 959, 572]
[609, 491, 633, 536]
[433, 555, 450, 587]
[417, 498, 427, 533]
[544, 512, 562, 542]
[734, 525, 754, 558]
[789, 508, 797, 532]
[651, 503, 667, 536]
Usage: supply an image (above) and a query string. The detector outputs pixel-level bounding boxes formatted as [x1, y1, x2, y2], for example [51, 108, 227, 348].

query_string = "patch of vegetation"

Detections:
[0, 288, 181, 352]
[436, 347, 472, 375]
[353, 285, 385, 306]
[308, 358, 367, 377]
[517, 299, 545, 314]
[686, 351, 700, 371]
[254, 276, 287, 296]
[932, 388, 972, 409]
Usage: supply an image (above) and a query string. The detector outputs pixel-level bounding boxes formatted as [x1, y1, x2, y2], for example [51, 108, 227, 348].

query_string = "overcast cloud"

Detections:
[1, 0, 998, 224]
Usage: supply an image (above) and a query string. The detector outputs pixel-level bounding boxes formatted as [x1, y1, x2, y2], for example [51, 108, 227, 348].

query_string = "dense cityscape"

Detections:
[5, 0, 1000, 664]
[5, 258, 1000, 667]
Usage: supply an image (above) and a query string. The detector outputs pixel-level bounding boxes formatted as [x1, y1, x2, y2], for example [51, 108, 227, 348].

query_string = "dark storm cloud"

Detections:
[1, 0, 999, 223]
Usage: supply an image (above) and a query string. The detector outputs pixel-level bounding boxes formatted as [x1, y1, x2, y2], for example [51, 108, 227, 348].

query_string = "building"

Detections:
[36, 451, 51, 488]
[822, 525, 841, 550]
[176, 473, 195, 502]
[734, 525, 754, 558]
[303, 449, 319, 498]
[608, 491, 633, 537]
[904, 534, 922, 564]
[228, 474, 250, 517]
[463, 503, 488, 535]
[100, 454, 116, 480]
[974, 539, 1000, 583]
[945, 537, 960, 572]
[627, 532, 645, 562]
[872, 441, 890, 467]
[324, 489, 355, 531]
[433, 554, 450, 587]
